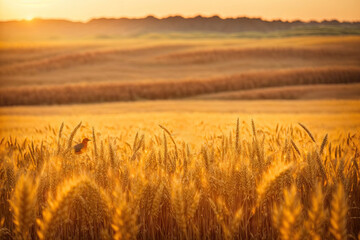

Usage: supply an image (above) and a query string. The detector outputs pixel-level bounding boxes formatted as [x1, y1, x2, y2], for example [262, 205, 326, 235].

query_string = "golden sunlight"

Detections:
[25, 16, 33, 21]
[0, 0, 360, 240]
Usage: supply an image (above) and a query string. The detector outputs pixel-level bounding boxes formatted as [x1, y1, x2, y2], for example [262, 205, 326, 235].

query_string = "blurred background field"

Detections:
[0, 34, 360, 105]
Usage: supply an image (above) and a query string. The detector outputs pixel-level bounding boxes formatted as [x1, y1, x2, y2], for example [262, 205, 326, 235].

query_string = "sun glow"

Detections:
[25, 16, 33, 21]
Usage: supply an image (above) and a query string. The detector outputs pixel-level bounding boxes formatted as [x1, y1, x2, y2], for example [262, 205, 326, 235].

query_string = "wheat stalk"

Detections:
[171, 178, 187, 237]
[37, 176, 110, 240]
[235, 118, 240, 153]
[319, 133, 328, 155]
[92, 127, 98, 159]
[256, 161, 294, 207]
[67, 121, 82, 149]
[112, 186, 139, 240]
[10, 175, 37, 240]
[298, 123, 316, 143]
[273, 185, 303, 240]
[306, 183, 326, 240]
[56, 122, 64, 154]
[330, 183, 348, 240]
[291, 139, 301, 156]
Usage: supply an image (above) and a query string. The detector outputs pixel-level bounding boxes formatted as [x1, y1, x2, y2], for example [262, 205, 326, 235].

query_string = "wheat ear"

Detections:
[330, 183, 348, 240]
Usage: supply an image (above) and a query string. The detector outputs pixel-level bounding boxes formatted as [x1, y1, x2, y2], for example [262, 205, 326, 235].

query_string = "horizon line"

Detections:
[1, 14, 360, 24]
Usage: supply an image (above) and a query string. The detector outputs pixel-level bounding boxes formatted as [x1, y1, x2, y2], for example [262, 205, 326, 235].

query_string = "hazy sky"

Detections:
[0, 0, 359, 22]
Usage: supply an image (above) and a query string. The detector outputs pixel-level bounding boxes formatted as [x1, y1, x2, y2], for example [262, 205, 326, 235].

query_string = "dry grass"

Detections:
[0, 116, 359, 239]
[1, 66, 359, 106]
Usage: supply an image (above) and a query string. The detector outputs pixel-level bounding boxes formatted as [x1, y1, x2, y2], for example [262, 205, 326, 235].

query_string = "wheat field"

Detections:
[0, 101, 359, 240]
[1, 36, 360, 105]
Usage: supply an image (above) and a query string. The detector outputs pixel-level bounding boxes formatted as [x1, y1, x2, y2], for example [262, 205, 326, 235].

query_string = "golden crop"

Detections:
[0, 119, 359, 240]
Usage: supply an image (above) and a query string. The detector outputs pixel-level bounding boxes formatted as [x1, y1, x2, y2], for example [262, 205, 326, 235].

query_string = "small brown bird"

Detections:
[74, 138, 91, 154]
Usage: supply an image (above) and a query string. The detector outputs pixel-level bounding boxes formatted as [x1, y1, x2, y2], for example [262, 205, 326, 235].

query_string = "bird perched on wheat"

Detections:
[74, 138, 90, 154]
